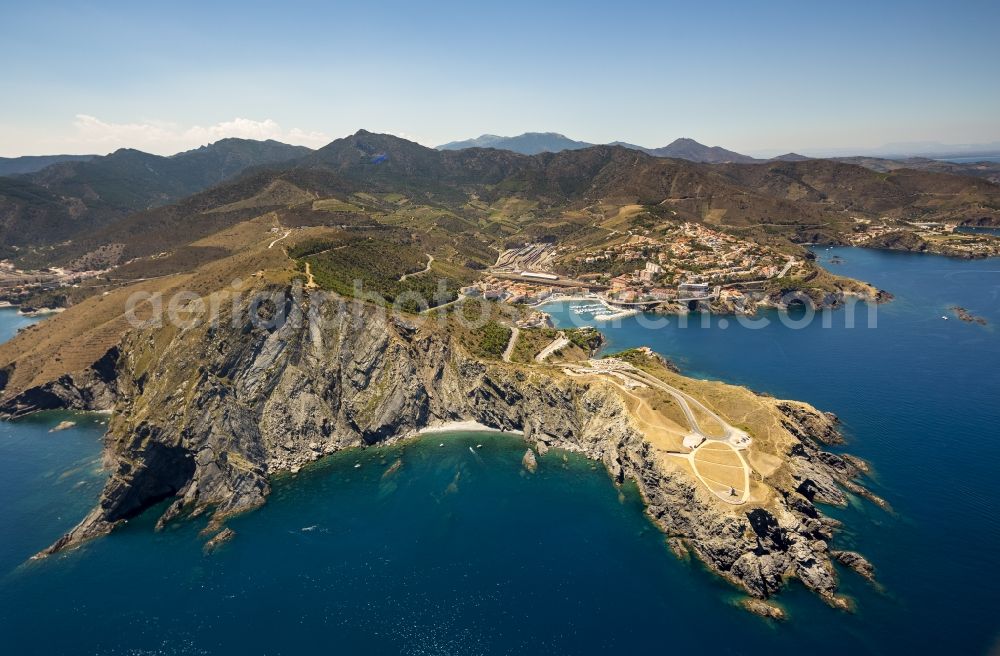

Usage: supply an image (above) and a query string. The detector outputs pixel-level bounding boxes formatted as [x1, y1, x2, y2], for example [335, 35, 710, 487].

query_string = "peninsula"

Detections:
[0, 195, 886, 618]
[4, 129, 989, 616]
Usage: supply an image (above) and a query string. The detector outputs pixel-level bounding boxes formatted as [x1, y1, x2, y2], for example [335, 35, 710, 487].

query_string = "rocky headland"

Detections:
[0, 283, 884, 615]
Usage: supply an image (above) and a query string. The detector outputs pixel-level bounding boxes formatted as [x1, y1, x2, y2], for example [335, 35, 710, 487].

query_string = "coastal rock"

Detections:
[831, 549, 877, 583]
[0, 346, 120, 418]
[950, 305, 988, 325]
[203, 528, 235, 554]
[740, 598, 786, 621]
[841, 454, 871, 474]
[382, 458, 402, 478]
[666, 537, 690, 561]
[841, 479, 891, 511]
[521, 449, 538, 473]
[778, 402, 843, 445]
[49, 420, 76, 432]
[864, 230, 930, 254]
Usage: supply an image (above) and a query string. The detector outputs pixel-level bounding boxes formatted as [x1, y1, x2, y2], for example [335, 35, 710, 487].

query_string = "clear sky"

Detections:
[1, 0, 998, 157]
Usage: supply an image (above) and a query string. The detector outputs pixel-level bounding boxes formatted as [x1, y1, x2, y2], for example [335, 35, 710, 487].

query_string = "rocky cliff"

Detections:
[17, 283, 879, 610]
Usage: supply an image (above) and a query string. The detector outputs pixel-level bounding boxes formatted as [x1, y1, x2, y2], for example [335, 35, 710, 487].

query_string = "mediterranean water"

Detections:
[1, 249, 998, 654]
[956, 225, 1000, 238]
[936, 155, 1000, 164]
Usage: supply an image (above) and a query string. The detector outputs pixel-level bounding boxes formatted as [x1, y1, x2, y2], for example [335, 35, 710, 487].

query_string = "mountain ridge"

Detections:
[23, 130, 999, 277]
[0, 154, 97, 176]
[438, 132, 593, 155]
[0, 138, 313, 258]
[436, 132, 759, 163]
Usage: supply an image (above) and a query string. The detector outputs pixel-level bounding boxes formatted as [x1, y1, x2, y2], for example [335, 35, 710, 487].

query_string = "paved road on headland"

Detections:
[502, 326, 520, 362]
[535, 332, 569, 363]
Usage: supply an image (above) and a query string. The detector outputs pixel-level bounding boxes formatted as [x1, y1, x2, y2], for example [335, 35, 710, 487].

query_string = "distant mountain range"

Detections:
[438, 132, 1000, 165]
[614, 138, 759, 164]
[437, 132, 757, 163]
[849, 141, 1000, 159]
[4, 131, 1000, 267]
[13, 129, 994, 273]
[0, 138, 310, 259]
[0, 154, 97, 176]
[437, 132, 593, 156]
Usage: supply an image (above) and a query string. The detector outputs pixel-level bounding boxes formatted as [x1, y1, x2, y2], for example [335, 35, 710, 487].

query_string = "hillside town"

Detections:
[464, 223, 799, 313]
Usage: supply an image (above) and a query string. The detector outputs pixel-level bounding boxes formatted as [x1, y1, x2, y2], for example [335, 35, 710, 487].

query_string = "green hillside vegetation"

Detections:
[510, 327, 559, 363]
[461, 319, 511, 360]
[22, 133, 1000, 273]
[290, 237, 467, 311]
[565, 327, 603, 352]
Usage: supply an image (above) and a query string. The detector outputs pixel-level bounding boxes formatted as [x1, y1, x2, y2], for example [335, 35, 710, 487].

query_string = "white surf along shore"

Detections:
[416, 420, 524, 436]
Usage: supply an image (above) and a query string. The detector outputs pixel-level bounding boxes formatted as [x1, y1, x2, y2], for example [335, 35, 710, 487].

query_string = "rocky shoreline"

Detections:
[2, 284, 885, 616]
[643, 285, 892, 318]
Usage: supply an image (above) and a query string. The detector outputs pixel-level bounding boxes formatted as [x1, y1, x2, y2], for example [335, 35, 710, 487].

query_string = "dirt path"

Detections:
[673, 441, 751, 505]
[622, 370, 745, 445]
[268, 230, 291, 249]
[418, 293, 466, 315]
[613, 377, 751, 505]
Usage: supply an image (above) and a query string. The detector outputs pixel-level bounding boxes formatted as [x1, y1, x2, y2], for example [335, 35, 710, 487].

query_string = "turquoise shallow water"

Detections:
[1, 247, 999, 654]
[0, 306, 40, 343]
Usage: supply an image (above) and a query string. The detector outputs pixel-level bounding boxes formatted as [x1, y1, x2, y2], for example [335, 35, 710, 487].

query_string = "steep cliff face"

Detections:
[0, 346, 119, 418]
[33, 284, 878, 608]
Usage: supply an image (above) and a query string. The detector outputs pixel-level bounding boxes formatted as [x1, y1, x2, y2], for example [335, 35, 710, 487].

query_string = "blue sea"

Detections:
[0, 306, 39, 343]
[1, 249, 999, 654]
[955, 225, 1000, 238]
[936, 156, 1000, 164]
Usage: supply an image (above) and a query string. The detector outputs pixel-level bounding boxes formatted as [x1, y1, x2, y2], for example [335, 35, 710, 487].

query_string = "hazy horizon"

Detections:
[2, 0, 998, 158]
[4, 126, 1000, 161]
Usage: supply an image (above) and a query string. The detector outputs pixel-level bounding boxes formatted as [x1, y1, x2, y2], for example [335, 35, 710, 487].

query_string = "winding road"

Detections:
[399, 254, 434, 281]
